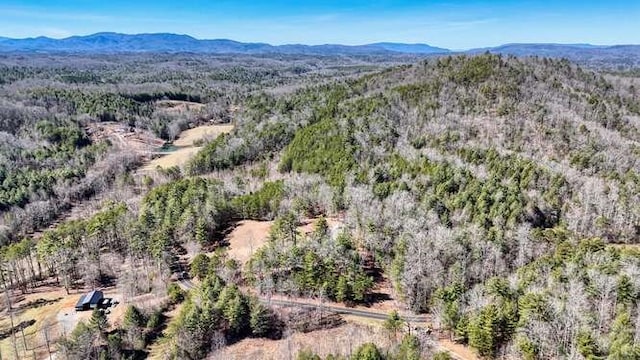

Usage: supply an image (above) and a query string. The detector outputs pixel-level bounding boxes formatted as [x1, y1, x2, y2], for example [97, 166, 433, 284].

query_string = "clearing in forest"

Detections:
[87, 122, 165, 152]
[224, 217, 345, 266]
[142, 123, 234, 170]
[173, 124, 234, 147]
[142, 147, 203, 170]
[224, 220, 274, 265]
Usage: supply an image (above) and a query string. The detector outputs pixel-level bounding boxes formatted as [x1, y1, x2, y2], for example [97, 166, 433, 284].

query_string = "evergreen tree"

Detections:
[352, 274, 373, 302]
[351, 343, 384, 360]
[467, 305, 499, 358]
[249, 301, 271, 337]
[190, 253, 211, 279]
[195, 218, 207, 244]
[313, 216, 329, 239]
[167, 282, 186, 304]
[270, 211, 299, 245]
[433, 352, 453, 360]
[616, 275, 635, 306]
[89, 308, 109, 337]
[576, 331, 602, 360]
[608, 311, 640, 360]
[107, 332, 123, 359]
[303, 250, 319, 291]
[396, 334, 421, 360]
[383, 310, 404, 339]
[336, 275, 350, 303]
[122, 305, 145, 330]
[216, 285, 249, 337]
[297, 349, 322, 360]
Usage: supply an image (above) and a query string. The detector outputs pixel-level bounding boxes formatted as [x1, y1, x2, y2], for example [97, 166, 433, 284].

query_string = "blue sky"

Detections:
[1, 1, 639, 49]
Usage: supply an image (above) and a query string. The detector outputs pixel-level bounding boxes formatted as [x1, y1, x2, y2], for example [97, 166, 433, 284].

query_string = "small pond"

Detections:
[156, 143, 178, 152]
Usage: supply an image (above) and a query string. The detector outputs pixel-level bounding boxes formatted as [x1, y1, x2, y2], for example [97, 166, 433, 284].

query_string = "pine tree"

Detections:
[200, 273, 226, 306]
[352, 274, 373, 302]
[249, 301, 270, 337]
[576, 331, 601, 360]
[107, 332, 123, 358]
[89, 308, 109, 337]
[313, 216, 329, 240]
[351, 343, 383, 360]
[608, 311, 640, 360]
[433, 352, 453, 360]
[468, 305, 499, 358]
[303, 250, 318, 291]
[616, 275, 635, 305]
[397, 334, 421, 360]
[167, 283, 186, 304]
[336, 275, 350, 303]
[384, 310, 404, 340]
[190, 253, 210, 279]
[297, 349, 322, 360]
[217, 285, 249, 337]
[122, 305, 145, 330]
[195, 218, 207, 244]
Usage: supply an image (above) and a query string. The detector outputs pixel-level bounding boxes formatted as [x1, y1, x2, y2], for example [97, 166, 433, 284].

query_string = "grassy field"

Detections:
[142, 124, 234, 170]
[173, 124, 234, 147]
[223, 217, 345, 266]
[225, 220, 274, 265]
[142, 147, 203, 170]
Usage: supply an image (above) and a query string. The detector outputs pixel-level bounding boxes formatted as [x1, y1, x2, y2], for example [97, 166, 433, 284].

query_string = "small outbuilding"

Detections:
[74, 290, 104, 311]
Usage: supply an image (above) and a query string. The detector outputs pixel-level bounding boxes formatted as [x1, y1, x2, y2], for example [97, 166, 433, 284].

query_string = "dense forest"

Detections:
[1, 52, 639, 359]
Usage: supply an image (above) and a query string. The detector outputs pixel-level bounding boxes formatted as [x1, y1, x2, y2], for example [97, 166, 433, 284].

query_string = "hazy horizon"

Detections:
[1, 0, 639, 49]
[2, 31, 638, 52]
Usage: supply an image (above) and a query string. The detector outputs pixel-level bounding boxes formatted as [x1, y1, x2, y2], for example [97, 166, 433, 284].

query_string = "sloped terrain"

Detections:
[186, 54, 640, 358]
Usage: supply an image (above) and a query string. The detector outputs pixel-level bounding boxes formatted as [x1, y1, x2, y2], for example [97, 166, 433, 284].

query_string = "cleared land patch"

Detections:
[224, 217, 344, 266]
[142, 147, 203, 170]
[225, 220, 274, 265]
[143, 124, 234, 170]
[173, 124, 234, 147]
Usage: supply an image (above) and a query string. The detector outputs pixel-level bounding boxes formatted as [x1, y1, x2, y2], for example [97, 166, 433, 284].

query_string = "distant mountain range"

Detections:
[0, 33, 638, 64]
[473, 43, 640, 67]
[470, 43, 640, 57]
[0, 32, 449, 55]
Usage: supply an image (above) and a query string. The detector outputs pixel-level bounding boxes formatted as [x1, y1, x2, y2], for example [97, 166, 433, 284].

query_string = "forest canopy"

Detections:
[0, 52, 639, 359]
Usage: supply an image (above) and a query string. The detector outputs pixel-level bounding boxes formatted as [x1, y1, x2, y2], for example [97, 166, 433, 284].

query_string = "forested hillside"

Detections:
[1, 53, 639, 359]
[183, 54, 640, 358]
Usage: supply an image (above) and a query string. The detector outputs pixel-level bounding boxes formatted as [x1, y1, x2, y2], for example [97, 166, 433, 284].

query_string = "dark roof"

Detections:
[79, 290, 104, 306]
[75, 294, 87, 308]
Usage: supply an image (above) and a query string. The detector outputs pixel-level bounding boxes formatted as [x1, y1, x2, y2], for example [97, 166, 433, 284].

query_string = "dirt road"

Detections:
[177, 278, 476, 360]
